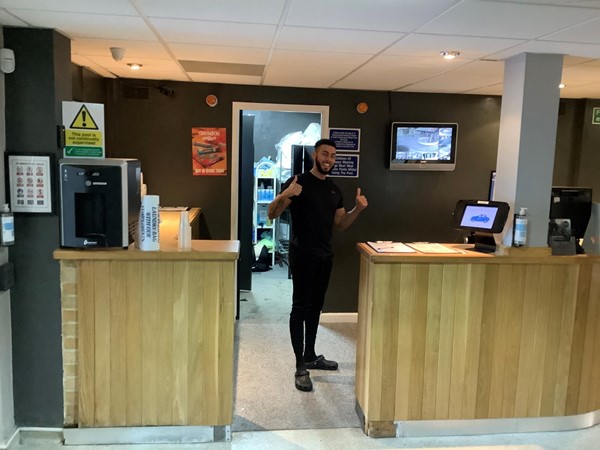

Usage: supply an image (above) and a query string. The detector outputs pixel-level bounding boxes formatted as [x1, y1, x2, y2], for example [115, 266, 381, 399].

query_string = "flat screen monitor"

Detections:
[451, 200, 510, 253]
[549, 186, 592, 253]
[390, 122, 458, 171]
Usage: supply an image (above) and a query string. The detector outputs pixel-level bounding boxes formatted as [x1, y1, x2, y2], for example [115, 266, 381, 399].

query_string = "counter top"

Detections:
[356, 242, 599, 265]
[54, 239, 240, 261]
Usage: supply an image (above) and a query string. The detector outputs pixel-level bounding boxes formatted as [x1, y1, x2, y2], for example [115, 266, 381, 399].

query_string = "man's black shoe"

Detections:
[304, 355, 338, 370]
[295, 369, 313, 391]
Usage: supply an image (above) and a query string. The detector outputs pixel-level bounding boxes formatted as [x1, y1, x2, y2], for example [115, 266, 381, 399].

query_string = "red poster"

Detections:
[192, 127, 227, 176]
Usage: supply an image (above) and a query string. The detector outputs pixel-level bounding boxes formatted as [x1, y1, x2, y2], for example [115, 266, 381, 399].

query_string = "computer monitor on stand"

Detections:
[549, 186, 592, 254]
[451, 200, 510, 253]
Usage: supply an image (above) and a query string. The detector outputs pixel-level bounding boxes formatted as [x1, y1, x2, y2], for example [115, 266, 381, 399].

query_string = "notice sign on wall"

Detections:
[62, 102, 105, 158]
[329, 128, 360, 152]
[329, 154, 359, 178]
[593, 107, 600, 125]
[192, 127, 227, 176]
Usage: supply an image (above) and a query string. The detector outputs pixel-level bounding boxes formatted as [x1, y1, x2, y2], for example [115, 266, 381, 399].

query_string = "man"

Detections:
[268, 138, 368, 392]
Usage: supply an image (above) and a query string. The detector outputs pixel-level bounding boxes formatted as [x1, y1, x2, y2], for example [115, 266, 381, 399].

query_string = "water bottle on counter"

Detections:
[513, 207, 528, 247]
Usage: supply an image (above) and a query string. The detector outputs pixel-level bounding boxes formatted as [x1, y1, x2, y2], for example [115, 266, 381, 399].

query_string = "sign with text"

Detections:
[593, 107, 600, 125]
[329, 154, 359, 178]
[62, 102, 105, 158]
[329, 128, 360, 152]
[192, 127, 227, 176]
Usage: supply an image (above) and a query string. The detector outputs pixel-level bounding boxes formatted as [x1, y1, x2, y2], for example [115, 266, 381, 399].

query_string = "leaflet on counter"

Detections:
[367, 241, 416, 253]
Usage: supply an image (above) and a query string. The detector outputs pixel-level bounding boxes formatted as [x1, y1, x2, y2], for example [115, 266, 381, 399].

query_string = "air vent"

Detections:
[479, 58, 501, 62]
[122, 85, 149, 99]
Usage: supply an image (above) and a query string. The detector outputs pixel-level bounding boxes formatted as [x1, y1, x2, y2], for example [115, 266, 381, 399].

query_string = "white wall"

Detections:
[0, 26, 16, 444]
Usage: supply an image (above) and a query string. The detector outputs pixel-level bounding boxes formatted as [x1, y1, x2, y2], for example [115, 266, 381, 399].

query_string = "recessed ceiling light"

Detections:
[559, 83, 566, 89]
[440, 51, 460, 60]
[127, 63, 142, 70]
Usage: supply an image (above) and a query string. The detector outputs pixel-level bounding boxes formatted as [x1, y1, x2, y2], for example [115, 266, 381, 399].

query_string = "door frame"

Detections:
[230, 102, 330, 241]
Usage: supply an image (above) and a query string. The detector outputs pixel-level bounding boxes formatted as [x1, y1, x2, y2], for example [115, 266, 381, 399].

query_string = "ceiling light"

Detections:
[127, 63, 142, 70]
[440, 51, 460, 60]
[559, 83, 566, 89]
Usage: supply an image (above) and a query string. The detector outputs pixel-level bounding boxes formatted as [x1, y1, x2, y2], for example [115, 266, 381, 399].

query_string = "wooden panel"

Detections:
[461, 264, 485, 419]
[475, 264, 499, 418]
[578, 263, 600, 413]
[94, 261, 111, 426]
[141, 261, 159, 425]
[201, 262, 220, 424]
[378, 264, 400, 421]
[434, 264, 457, 420]
[526, 265, 554, 417]
[216, 262, 235, 425]
[172, 261, 189, 425]
[78, 261, 95, 426]
[514, 264, 541, 417]
[126, 262, 143, 426]
[408, 265, 429, 420]
[553, 265, 579, 415]
[393, 264, 416, 420]
[109, 262, 127, 425]
[187, 261, 205, 424]
[501, 265, 526, 418]
[354, 255, 370, 413]
[422, 265, 443, 419]
[157, 261, 174, 425]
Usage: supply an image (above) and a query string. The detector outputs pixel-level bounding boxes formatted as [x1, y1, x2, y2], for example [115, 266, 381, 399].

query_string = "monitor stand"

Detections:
[467, 232, 496, 253]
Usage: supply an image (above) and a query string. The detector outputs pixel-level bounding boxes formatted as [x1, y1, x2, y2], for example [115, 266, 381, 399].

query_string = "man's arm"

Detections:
[334, 187, 368, 231]
[268, 176, 302, 220]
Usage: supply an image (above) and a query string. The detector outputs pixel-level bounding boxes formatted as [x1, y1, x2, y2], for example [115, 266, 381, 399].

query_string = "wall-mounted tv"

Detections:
[390, 122, 458, 171]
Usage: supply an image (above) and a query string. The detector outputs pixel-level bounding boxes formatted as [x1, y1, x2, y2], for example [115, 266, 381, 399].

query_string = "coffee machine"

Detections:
[59, 158, 141, 248]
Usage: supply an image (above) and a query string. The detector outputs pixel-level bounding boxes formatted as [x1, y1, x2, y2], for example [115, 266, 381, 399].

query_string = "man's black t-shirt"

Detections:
[282, 172, 344, 259]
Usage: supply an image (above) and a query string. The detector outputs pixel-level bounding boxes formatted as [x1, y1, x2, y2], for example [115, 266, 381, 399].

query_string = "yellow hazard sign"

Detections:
[69, 104, 99, 130]
[62, 101, 105, 158]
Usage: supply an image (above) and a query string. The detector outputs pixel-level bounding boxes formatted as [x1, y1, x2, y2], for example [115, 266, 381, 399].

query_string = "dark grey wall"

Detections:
[4, 27, 71, 426]
[579, 99, 600, 200]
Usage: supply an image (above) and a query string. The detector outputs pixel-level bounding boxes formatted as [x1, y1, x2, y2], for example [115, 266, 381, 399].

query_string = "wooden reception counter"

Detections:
[355, 243, 600, 437]
[54, 238, 239, 444]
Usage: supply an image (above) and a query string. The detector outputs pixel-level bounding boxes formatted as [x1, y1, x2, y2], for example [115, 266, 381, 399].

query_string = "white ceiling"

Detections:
[3, 0, 600, 98]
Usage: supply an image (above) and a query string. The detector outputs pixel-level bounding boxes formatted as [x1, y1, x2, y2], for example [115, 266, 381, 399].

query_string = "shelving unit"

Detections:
[253, 160, 277, 267]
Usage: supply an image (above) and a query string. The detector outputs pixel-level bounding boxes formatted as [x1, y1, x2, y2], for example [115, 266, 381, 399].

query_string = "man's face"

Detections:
[314, 144, 336, 175]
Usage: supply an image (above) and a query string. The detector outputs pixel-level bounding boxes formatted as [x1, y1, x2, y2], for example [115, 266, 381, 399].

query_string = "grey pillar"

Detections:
[495, 53, 563, 247]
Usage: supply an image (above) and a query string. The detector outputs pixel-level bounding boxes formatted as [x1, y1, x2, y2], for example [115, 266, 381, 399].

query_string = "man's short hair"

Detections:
[314, 138, 337, 150]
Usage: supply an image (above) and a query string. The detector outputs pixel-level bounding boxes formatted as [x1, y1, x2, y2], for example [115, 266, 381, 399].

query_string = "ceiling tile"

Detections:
[269, 49, 371, 67]
[0, 10, 28, 26]
[419, 1, 600, 39]
[285, 0, 460, 32]
[487, 40, 600, 60]
[384, 33, 526, 59]
[541, 17, 600, 44]
[333, 55, 467, 91]
[399, 60, 505, 93]
[138, 0, 286, 24]
[169, 43, 270, 65]
[1, 0, 137, 15]
[71, 54, 116, 78]
[277, 26, 403, 54]
[459, 83, 504, 96]
[151, 18, 276, 47]
[71, 39, 168, 59]
[6, 10, 156, 40]
[263, 64, 350, 89]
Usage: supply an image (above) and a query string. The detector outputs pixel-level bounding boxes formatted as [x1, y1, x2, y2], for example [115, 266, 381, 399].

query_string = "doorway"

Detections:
[230, 102, 329, 305]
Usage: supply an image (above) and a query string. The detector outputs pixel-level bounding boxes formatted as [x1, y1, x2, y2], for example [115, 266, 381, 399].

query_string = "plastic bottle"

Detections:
[513, 207, 528, 247]
[1, 204, 15, 246]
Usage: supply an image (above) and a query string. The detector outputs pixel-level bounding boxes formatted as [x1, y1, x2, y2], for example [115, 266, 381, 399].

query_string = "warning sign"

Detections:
[62, 102, 105, 158]
[69, 105, 99, 129]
